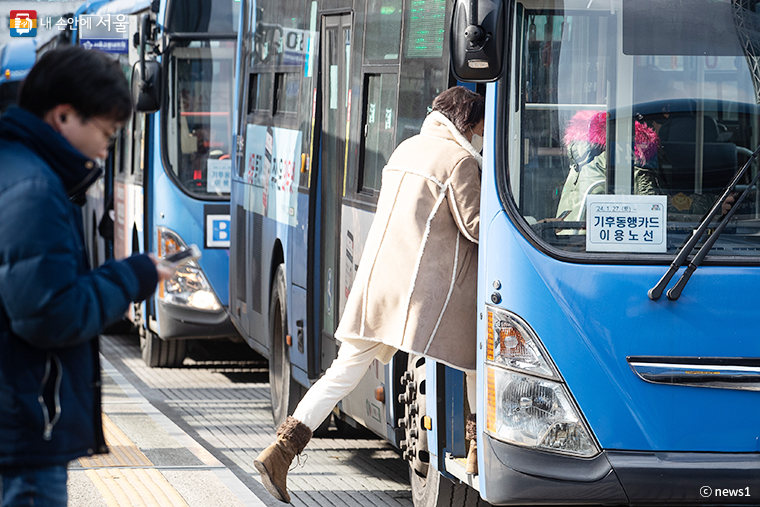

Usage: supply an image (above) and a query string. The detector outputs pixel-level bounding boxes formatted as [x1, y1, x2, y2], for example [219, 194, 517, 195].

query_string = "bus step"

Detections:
[444, 452, 479, 491]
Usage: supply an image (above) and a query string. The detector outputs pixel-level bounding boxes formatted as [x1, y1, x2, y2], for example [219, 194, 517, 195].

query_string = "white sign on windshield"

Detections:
[586, 195, 667, 253]
[207, 159, 231, 194]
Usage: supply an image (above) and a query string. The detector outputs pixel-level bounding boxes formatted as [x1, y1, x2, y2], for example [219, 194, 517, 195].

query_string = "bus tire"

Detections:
[410, 463, 455, 507]
[405, 354, 492, 507]
[268, 264, 302, 427]
[140, 327, 186, 368]
[410, 456, 490, 507]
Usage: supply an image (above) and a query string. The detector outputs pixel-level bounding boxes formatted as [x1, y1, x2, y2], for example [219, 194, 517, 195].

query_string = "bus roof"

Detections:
[74, 0, 113, 17]
[68, 0, 150, 47]
[94, 0, 152, 15]
[0, 39, 37, 84]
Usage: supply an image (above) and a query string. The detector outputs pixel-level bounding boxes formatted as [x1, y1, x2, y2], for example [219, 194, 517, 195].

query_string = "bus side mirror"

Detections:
[132, 13, 161, 113]
[131, 60, 161, 113]
[451, 0, 504, 82]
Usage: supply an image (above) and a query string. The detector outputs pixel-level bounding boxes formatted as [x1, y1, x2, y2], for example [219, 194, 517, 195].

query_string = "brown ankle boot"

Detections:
[465, 414, 477, 475]
[254, 416, 312, 503]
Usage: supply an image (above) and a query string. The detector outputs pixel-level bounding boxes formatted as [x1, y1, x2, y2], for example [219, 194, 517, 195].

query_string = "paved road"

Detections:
[77, 333, 414, 507]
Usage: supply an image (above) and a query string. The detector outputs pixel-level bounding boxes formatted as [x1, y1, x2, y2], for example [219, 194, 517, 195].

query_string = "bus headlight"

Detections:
[486, 367, 598, 457]
[485, 306, 599, 458]
[157, 227, 221, 311]
[486, 305, 557, 378]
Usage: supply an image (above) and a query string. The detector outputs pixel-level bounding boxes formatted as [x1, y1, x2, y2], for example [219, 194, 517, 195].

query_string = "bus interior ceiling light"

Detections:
[157, 227, 221, 311]
[486, 306, 599, 458]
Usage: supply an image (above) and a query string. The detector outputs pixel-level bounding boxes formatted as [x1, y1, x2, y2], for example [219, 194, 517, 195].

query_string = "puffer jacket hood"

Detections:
[564, 110, 659, 166]
[0, 107, 101, 202]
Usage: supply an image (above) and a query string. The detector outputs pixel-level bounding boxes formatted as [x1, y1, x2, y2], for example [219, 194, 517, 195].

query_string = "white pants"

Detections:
[292, 339, 477, 432]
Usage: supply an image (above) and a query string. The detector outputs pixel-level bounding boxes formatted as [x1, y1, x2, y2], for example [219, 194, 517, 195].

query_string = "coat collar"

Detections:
[422, 111, 483, 167]
[0, 107, 102, 203]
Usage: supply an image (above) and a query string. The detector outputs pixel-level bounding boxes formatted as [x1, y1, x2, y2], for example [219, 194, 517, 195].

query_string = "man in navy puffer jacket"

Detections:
[0, 46, 163, 507]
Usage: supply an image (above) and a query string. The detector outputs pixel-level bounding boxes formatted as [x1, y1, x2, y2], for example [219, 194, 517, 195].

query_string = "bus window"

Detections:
[274, 72, 299, 114]
[364, 0, 402, 62]
[165, 0, 239, 33]
[249, 73, 273, 113]
[510, 0, 760, 258]
[360, 73, 398, 193]
[167, 42, 235, 197]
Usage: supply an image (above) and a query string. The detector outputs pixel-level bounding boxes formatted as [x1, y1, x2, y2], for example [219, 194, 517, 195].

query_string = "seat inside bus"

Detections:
[637, 99, 738, 195]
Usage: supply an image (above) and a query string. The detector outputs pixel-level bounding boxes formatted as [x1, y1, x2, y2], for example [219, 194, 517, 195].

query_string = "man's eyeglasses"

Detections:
[86, 117, 120, 146]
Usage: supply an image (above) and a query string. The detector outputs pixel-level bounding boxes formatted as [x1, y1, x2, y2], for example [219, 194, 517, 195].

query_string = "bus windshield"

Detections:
[509, 0, 760, 259]
[166, 41, 235, 198]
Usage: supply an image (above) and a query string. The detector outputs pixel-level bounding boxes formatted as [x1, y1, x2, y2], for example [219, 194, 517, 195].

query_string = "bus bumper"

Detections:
[157, 301, 239, 340]
[483, 434, 759, 505]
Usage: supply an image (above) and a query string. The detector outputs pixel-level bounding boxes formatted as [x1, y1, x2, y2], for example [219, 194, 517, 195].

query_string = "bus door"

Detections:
[317, 13, 352, 373]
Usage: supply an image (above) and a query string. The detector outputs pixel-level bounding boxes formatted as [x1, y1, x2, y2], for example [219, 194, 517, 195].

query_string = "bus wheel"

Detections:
[268, 264, 302, 427]
[410, 463, 456, 507]
[404, 355, 490, 507]
[401, 354, 443, 506]
[140, 326, 186, 368]
[400, 355, 429, 476]
[411, 469, 489, 507]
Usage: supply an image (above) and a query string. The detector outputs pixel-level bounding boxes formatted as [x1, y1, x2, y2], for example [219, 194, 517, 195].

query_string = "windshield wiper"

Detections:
[648, 142, 760, 301]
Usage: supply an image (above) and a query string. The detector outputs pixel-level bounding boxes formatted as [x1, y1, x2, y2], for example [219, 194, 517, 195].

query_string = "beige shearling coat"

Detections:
[334, 112, 481, 371]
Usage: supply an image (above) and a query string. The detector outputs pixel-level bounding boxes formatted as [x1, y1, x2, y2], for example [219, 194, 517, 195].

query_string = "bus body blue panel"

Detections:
[288, 191, 311, 375]
[0, 39, 36, 83]
[479, 88, 760, 456]
[152, 160, 230, 306]
[483, 211, 760, 453]
[291, 191, 309, 290]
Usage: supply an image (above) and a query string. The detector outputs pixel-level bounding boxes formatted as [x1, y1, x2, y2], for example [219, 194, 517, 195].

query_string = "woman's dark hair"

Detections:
[19, 46, 132, 122]
[432, 86, 485, 134]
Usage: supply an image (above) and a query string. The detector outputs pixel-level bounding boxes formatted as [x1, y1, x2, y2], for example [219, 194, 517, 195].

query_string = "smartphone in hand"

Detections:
[159, 244, 202, 269]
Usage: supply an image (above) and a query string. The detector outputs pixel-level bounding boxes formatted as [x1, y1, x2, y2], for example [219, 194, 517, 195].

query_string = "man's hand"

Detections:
[148, 253, 175, 281]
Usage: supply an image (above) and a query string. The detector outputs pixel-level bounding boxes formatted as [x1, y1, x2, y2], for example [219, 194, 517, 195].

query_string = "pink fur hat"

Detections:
[563, 110, 659, 166]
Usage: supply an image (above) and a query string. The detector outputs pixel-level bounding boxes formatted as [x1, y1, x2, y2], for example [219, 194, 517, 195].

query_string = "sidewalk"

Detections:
[67, 356, 265, 507]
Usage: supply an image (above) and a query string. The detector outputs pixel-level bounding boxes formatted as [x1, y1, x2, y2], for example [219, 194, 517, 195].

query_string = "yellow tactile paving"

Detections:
[84, 469, 190, 507]
[79, 414, 190, 507]
[79, 414, 153, 468]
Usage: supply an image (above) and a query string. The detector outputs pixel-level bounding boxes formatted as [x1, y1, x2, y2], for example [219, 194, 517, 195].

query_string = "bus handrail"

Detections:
[524, 103, 606, 111]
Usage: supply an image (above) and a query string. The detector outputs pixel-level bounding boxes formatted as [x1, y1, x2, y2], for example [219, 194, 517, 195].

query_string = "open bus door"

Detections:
[316, 13, 352, 377]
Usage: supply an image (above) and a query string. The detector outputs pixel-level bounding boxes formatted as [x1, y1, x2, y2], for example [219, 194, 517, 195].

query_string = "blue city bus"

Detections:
[233, 0, 760, 505]
[60, 0, 151, 296]
[0, 39, 36, 113]
[80, 0, 242, 366]
[229, 0, 446, 432]
[470, 0, 760, 504]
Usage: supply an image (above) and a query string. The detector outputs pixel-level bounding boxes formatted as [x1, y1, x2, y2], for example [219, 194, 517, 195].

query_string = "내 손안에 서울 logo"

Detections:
[10, 11, 37, 37]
